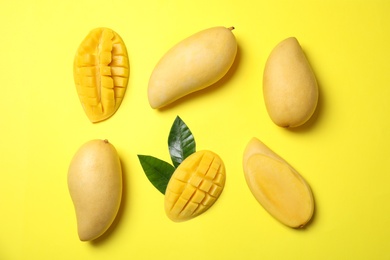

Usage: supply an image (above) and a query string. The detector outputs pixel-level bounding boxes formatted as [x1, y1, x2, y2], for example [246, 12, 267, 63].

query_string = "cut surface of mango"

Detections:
[73, 28, 129, 123]
[165, 150, 226, 222]
[243, 137, 314, 228]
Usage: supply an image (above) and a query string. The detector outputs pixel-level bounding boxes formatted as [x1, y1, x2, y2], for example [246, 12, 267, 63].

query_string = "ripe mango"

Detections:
[243, 137, 314, 228]
[148, 26, 237, 109]
[263, 37, 318, 128]
[165, 150, 226, 222]
[68, 139, 122, 241]
[73, 28, 129, 123]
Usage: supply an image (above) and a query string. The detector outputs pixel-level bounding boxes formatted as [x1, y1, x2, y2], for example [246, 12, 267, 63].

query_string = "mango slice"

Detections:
[243, 138, 314, 228]
[73, 28, 129, 122]
[148, 26, 237, 109]
[263, 37, 318, 128]
[68, 139, 122, 241]
[165, 150, 226, 222]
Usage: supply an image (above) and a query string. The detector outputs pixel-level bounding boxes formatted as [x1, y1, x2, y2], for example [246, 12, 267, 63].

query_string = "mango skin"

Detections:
[148, 26, 237, 109]
[165, 150, 226, 222]
[263, 37, 318, 128]
[68, 139, 122, 241]
[243, 137, 314, 228]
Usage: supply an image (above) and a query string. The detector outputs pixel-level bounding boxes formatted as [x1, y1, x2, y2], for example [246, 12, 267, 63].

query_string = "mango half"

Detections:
[165, 150, 226, 222]
[243, 137, 314, 228]
[148, 26, 237, 109]
[73, 28, 129, 123]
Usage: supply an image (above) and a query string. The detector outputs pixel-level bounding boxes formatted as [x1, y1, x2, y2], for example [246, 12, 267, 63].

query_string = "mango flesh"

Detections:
[73, 28, 129, 123]
[263, 37, 318, 128]
[148, 26, 237, 109]
[68, 139, 122, 241]
[243, 137, 314, 228]
[165, 150, 226, 222]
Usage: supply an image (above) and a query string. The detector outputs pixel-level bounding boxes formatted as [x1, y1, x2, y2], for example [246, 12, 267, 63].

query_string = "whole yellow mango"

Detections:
[243, 137, 314, 228]
[68, 139, 122, 241]
[263, 37, 318, 128]
[165, 150, 226, 222]
[148, 26, 237, 109]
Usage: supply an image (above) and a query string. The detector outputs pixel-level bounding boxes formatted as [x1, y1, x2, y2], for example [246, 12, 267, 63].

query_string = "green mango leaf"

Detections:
[168, 116, 196, 168]
[137, 116, 197, 195]
[137, 155, 175, 194]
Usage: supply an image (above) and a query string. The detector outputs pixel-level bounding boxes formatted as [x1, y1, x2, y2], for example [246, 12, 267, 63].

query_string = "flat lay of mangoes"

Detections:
[68, 26, 318, 241]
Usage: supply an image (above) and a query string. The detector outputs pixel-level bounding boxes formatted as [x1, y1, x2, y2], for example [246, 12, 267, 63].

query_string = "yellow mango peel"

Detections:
[68, 139, 122, 241]
[148, 26, 237, 108]
[263, 37, 318, 128]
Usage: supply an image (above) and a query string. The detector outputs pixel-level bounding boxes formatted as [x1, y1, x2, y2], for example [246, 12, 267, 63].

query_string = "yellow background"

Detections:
[1, 0, 389, 259]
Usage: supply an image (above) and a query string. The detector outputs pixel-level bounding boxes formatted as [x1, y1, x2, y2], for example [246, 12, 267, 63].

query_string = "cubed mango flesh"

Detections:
[73, 28, 129, 123]
[165, 150, 226, 222]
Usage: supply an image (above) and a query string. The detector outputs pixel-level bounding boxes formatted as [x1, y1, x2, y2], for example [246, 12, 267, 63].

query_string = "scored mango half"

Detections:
[165, 150, 226, 222]
[73, 28, 129, 123]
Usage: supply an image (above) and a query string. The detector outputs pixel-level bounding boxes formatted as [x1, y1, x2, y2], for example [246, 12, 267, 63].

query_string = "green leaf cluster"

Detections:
[138, 116, 196, 194]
